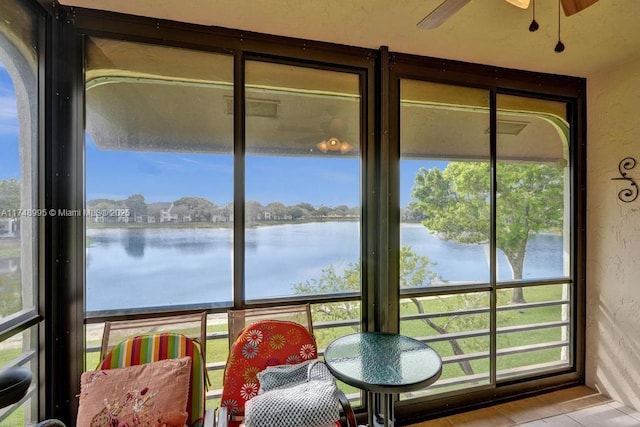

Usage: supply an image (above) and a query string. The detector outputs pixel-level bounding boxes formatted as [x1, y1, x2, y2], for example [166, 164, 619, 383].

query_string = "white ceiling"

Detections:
[59, 0, 640, 78]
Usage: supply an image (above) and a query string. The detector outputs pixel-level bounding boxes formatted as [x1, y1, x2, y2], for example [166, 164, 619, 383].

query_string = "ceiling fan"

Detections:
[417, 0, 599, 29]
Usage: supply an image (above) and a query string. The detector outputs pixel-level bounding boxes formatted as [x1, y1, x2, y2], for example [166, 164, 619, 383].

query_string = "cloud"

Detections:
[0, 94, 18, 121]
[179, 156, 233, 173]
[178, 156, 202, 165]
[142, 155, 232, 174]
[0, 94, 19, 136]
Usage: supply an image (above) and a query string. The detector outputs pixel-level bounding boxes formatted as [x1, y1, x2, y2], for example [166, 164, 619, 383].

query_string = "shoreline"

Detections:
[86, 217, 360, 231]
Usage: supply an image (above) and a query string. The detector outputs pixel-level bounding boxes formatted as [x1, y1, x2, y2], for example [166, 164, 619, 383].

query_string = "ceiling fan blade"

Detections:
[560, 0, 599, 16]
[417, 0, 471, 29]
[505, 0, 530, 9]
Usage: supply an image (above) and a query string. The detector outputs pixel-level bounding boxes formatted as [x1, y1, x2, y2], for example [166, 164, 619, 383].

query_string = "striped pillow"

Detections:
[100, 332, 206, 427]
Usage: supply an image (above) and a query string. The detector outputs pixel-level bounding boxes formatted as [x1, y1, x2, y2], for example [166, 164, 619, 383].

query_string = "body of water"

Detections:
[86, 222, 565, 311]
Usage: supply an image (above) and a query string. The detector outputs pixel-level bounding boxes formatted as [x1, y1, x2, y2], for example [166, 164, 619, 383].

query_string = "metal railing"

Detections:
[84, 291, 571, 405]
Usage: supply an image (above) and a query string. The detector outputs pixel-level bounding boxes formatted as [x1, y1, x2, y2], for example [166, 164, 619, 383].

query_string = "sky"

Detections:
[85, 137, 440, 208]
[1, 62, 442, 208]
[0, 64, 21, 180]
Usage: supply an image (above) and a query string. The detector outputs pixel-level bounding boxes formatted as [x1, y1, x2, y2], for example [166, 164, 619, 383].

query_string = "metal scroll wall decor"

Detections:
[612, 157, 639, 203]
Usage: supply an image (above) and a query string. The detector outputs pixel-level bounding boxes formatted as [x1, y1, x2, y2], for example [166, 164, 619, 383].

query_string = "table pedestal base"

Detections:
[367, 392, 395, 427]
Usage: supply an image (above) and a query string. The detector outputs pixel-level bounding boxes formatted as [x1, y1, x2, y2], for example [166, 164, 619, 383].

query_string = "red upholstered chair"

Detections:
[216, 319, 356, 427]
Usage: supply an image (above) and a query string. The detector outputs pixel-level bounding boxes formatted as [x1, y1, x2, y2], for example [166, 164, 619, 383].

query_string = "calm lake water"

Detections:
[86, 222, 564, 312]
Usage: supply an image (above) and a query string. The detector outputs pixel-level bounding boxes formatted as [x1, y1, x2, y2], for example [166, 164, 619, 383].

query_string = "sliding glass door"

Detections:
[397, 77, 574, 402]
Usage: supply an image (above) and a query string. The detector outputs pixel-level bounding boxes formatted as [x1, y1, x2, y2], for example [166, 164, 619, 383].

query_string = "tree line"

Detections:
[87, 194, 359, 223]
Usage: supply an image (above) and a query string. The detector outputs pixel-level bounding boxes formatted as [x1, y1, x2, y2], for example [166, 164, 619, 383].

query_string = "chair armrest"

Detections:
[336, 389, 357, 427]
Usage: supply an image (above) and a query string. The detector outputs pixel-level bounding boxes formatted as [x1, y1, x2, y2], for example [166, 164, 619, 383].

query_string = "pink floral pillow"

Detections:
[77, 357, 192, 427]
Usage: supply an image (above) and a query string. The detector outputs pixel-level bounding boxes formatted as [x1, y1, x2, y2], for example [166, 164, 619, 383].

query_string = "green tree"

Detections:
[411, 162, 564, 303]
[124, 194, 147, 219]
[174, 196, 216, 222]
[293, 247, 437, 326]
[333, 205, 349, 216]
[0, 179, 20, 209]
[287, 206, 305, 219]
[315, 205, 331, 217]
[171, 204, 190, 222]
[266, 202, 287, 219]
[295, 202, 315, 213]
[147, 204, 162, 222]
[246, 201, 264, 223]
[217, 203, 233, 222]
[293, 247, 486, 374]
[0, 271, 22, 318]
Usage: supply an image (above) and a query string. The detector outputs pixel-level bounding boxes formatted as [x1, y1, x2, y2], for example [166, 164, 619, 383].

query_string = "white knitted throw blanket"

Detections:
[244, 360, 339, 427]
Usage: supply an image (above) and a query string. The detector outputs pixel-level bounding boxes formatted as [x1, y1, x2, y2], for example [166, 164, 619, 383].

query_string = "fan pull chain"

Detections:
[554, 0, 565, 52]
[528, 0, 539, 31]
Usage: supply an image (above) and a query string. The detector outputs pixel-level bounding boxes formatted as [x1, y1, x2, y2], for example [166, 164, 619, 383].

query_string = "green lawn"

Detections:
[399, 284, 568, 381]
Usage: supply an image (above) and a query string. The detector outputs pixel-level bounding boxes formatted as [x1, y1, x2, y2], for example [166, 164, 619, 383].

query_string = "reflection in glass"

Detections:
[84, 38, 234, 311]
[244, 61, 361, 300]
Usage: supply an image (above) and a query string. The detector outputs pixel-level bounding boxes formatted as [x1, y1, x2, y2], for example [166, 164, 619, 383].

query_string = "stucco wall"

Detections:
[587, 57, 640, 410]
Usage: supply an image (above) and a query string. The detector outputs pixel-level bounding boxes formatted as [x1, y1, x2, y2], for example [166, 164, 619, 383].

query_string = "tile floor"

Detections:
[409, 386, 640, 426]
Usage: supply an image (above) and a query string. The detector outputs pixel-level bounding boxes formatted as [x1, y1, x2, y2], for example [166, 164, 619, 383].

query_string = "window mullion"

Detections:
[489, 90, 498, 387]
[233, 52, 245, 308]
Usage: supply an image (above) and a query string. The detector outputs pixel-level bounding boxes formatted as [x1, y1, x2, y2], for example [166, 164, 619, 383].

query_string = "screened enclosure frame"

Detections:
[34, 3, 586, 424]
[0, 0, 48, 425]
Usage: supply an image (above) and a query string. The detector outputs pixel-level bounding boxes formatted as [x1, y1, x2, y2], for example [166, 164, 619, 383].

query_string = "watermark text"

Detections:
[0, 208, 131, 217]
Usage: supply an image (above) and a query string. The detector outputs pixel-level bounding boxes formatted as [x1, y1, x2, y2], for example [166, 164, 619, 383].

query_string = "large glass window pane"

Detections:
[244, 61, 361, 301]
[496, 94, 569, 286]
[0, 0, 38, 322]
[85, 39, 234, 313]
[399, 80, 492, 399]
[399, 81, 575, 396]
[400, 80, 490, 287]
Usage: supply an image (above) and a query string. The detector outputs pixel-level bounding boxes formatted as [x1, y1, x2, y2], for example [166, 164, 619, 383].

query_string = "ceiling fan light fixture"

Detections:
[316, 137, 353, 154]
[316, 140, 329, 153]
[339, 141, 353, 154]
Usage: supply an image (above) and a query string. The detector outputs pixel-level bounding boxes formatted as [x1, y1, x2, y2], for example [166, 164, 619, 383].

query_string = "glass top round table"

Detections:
[324, 332, 442, 426]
